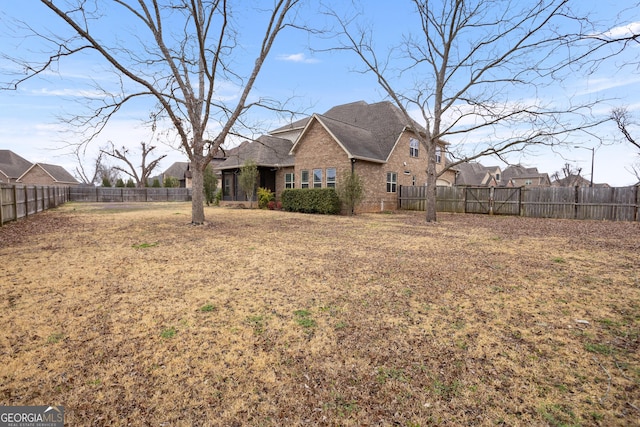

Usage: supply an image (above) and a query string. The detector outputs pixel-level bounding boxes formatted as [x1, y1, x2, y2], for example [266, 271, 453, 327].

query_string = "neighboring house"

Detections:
[453, 162, 504, 187]
[278, 100, 455, 212]
[552, 174, 609, 188]
[158, 150, 229, 188]
[501, 165, 551, 187]
[160, 161, 192, 188]
[0, 150, 32, 183]
[216, 135, 295, 202]
[1, 150, 78, 186]
[18, 163, 79, 186]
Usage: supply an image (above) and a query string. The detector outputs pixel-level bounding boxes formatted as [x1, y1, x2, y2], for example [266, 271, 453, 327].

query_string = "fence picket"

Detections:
[399, 185, 640, 222]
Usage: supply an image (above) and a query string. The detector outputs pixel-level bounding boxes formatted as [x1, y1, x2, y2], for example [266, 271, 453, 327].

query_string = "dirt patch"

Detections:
[1, 203, 639, 426]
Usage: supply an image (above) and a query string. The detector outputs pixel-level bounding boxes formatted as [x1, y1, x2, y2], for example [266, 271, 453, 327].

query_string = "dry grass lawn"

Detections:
[0, 202, 639, 426]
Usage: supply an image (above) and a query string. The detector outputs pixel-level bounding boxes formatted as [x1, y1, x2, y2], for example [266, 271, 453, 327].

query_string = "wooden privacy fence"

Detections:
[0, 183, 70, 226]
[399, 185, 640, 221]
[69, 186, 192, 202]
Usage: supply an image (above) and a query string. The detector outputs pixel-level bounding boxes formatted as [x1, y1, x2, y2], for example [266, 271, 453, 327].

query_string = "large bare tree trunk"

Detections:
[191, 164, 205, 225]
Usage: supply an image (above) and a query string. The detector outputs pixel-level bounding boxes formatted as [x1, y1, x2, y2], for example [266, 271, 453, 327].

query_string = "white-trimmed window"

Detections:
[435, 146, 442, 163]
[285, 172, 295, 189]
[301, 170, 309, 188]
[313, 169, 322, 188]
[386, 172, 397, 193]
[410, 138, 419, 157]
[326, 168, 336, 188]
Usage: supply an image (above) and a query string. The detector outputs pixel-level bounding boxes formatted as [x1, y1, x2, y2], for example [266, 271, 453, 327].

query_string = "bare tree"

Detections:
[551, 162, 583, 186]
[330, 0, 636, 221]
[611, 107, 640, 151]
[102, 142, 166, 188]
[3, 0, 303, 224]
[611, 107, 640, 183]
[74, 149, 106, 185]
[73, 146, 123, 186]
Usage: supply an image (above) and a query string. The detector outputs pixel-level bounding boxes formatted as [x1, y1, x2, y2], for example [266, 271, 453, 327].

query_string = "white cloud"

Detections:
[575, 75, 640, 96]
[277, 53, 320, 64]
[601, 21, 640, 39]
[31, 88, 106, 98]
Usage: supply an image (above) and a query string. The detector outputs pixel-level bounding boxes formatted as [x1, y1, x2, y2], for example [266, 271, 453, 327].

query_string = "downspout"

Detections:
[351, 158, 356, 215]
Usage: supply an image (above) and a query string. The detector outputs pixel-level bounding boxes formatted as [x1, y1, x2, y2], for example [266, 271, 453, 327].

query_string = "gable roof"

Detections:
[215, 135, 294, 170]
[0, 150, 33, 180]
[163, 161, 190, 179]
[19, 163, 78, 184]
[502, 165, 551, 186]
[454, 162, 501, 186]
[502, 165, 543, 180]
[289, 101, 424, 163]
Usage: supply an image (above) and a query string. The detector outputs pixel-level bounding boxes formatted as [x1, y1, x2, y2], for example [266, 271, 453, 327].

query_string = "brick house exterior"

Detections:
[215, 100, 456, 212]
[288, 101, 455, 213]
[18, 163, 79, 186]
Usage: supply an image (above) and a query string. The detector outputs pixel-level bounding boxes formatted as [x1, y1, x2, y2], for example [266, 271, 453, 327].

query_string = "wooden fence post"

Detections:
[574, 186, 579, 219]
[634, 184, 640, 221]
[0, 184, 4, 227]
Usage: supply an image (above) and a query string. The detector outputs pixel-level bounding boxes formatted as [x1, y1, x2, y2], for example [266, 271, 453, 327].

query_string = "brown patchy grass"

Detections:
[1, 202, 639, 426]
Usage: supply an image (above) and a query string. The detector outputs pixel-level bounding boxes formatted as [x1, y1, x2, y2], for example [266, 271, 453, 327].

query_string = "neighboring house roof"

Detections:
[551, 174, 609, 188]
[270, 116, 309, 138]
[289, 101, 426, 163]
[216, 135, 295, 170]
[501, 165, 551, 186]
[0, 150, 33, 181]
[19, 163, 79, 184]
[454, 162, 502, 186]
[163, 161, 190, 179]
[502, 165, 547, 181]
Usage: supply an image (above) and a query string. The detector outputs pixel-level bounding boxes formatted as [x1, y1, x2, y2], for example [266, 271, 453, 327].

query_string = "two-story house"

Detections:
[216, 100, 455, 212]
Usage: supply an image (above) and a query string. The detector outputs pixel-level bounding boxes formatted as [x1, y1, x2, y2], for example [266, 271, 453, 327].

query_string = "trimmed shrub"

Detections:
[281, 188, 341, 214]
[267, 200, 282, 210]
[257, 187, 275, 209]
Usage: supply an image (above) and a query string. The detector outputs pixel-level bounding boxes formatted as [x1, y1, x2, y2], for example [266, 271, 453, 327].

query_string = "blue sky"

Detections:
[1, 1, 639, 186]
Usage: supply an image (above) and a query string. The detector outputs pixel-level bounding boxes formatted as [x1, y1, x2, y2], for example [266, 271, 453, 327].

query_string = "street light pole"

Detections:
[588, 147, 594, 187]
[574, 146, 595, 187]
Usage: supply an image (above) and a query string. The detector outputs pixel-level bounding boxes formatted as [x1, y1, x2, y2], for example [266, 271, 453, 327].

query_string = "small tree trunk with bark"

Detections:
[425, 139, 438, 222]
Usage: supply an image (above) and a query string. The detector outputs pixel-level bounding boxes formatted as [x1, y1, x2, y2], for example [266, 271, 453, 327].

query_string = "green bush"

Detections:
[164, 176, 180, 188]
[281, 188, 341, 214]
[257, 187, 275, 209]
[115, 178, 125, 188]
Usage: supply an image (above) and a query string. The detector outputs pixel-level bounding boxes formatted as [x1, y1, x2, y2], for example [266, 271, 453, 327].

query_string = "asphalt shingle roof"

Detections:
[0, 150, 33, 179]
[292, 101, 423, 162]
[216, 135, 294, 170]
[35, 163, 78, 183]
